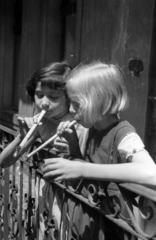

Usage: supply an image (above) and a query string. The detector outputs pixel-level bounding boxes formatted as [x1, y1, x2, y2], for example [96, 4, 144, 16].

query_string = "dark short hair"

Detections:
[26, 61, 71, 102]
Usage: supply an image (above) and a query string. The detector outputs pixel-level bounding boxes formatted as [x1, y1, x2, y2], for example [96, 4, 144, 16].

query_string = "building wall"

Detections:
[0, 0, 155, 142]
[78, 0, 155, 140]
[18, 0, 63, 116]
[0, 0, 14, 110]
[0, 0, 62, 130]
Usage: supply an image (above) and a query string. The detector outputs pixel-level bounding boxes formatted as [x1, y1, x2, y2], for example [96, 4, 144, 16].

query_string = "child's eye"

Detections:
[35, 93, 44, 99]
[49, 95, 59, 100]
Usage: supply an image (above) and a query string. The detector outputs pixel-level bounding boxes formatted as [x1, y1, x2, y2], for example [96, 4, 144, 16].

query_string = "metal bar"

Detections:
[54, 182, 148, 240]
[0, 167, 4, 240]
[3, 168, 9, 240]
[119, 183, 156, 202]
[0, 124, 17, 136]
[19, 160, 24, 239]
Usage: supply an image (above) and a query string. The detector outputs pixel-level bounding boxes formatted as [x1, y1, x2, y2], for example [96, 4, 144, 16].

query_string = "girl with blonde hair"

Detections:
[43, 61, 156, 240]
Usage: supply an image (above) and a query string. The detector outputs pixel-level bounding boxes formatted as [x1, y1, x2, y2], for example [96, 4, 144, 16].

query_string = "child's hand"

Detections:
[17, 116, 30, 138]
[42, 158, 82, 182]
[57, 121, 82, 158]
[53, 136, 69, 154]
[17, 114, 42, 138]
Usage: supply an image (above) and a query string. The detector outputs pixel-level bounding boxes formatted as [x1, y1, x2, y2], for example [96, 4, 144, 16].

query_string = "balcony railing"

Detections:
[0, 125, 156, 240]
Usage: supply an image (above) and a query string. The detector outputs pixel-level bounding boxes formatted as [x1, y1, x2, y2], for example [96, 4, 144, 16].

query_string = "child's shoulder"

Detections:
[112, 120, 140, 156]
[99, 120, 137, 148]
[114, 120, 136, 143]
[117, 120, 135, 129]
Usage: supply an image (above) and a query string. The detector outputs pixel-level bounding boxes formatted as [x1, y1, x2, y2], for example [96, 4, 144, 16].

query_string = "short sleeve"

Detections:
[117, 132, 145, 162]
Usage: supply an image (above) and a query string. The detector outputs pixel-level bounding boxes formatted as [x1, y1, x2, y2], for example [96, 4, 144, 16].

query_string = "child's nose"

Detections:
[69, 104, 76, 113]
[42, 97, 50, 110]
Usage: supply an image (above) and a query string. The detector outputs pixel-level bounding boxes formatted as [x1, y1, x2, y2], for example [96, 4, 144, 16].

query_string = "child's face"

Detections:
[69, 102, 93, 128]
[34, 82, 68, 119]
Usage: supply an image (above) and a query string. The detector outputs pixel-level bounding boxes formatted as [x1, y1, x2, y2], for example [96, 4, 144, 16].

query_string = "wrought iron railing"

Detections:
[0, 126, 156, 240]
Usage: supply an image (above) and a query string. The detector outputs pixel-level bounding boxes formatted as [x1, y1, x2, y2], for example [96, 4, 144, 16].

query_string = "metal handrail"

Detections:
[0, 126, 156, 240]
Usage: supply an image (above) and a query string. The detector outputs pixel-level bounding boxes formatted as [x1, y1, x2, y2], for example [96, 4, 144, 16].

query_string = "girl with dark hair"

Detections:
[0, 61, 88, 240]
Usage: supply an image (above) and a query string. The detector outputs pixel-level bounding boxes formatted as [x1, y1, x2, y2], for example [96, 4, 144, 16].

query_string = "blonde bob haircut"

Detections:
[66, 61, 129, 124]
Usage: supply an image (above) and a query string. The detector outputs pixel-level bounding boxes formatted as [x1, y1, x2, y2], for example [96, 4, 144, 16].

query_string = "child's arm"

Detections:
[76, 150, 156, 185]
[42, 121, 156, 185]
[42, 149, 156, 186]
[0, 134, 37, 168]
[0, 116, 38, 168]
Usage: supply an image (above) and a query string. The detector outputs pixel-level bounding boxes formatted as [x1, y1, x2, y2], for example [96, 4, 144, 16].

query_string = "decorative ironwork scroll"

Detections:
[0, 127, 156, 240]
